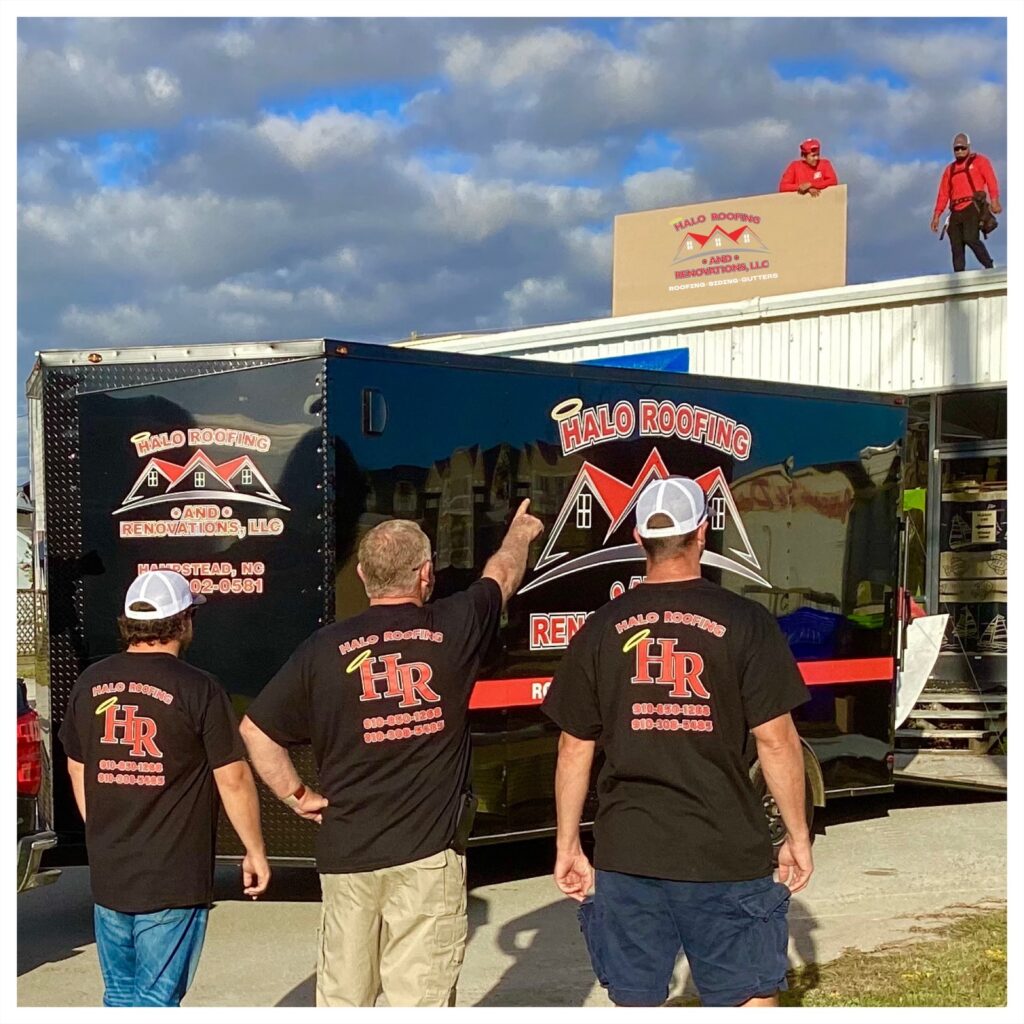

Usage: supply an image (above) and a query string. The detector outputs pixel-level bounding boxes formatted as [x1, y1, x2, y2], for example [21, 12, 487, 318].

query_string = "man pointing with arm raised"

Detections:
[241, 501, 543, 1007]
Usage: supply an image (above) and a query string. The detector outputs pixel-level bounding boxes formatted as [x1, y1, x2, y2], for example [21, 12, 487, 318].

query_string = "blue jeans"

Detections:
[93, 904, 209, 1007]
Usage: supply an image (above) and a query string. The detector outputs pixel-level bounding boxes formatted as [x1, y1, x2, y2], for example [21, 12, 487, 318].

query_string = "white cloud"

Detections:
[852, 29, 1005, 82]
[144, 67, 181, 104]
[488, 140, 600, 179]
[623, 168, 703, 212]
[410, 164, 605, 243]
[502, 276, 573, 326]
[257, 109, 392, 170]
[217, 30, 255, 59]
[59, 303, 162, 345]
[20, 190, 295, 284]
[19, 45, 183, 139]
[443, 28, 588, 89]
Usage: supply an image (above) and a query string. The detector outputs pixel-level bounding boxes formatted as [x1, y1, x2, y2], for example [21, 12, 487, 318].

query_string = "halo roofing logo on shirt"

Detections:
[518, 398, 770, 595]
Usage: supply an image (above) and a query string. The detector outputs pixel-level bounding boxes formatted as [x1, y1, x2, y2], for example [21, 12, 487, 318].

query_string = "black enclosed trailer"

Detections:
[28, 339, 907, 863]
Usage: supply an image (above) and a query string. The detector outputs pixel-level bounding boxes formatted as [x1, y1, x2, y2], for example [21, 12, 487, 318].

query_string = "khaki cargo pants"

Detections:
[316, 848, 467, 1007]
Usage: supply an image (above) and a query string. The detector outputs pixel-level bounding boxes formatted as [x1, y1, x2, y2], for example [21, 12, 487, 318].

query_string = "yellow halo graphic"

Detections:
[346, 650, 373, 674]
[550, 397, 583, 423]
[622, 628, 650, 653]
[130, 431, 151, 445]
[95, 696, 119, 716]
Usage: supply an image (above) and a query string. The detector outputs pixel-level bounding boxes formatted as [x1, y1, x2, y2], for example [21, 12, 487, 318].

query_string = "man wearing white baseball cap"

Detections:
[59, 570, 270, 1006]
[544, 476, 812, 1008]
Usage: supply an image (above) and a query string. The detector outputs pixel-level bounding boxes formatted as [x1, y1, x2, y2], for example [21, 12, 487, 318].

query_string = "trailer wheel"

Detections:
[750, 763, 815, 855]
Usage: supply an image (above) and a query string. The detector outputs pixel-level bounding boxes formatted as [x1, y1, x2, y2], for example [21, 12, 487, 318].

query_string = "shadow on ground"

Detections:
[815, 783, 1004, 835]
[17, 867, 94, 976]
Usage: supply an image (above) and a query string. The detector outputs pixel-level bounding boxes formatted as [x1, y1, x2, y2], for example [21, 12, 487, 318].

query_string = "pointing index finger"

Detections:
[515, 498, 531, 518]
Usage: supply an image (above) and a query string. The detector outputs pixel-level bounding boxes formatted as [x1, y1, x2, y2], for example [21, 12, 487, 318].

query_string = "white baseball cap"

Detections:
[635, 477, 708, 538]
[124, 570, 205, 620]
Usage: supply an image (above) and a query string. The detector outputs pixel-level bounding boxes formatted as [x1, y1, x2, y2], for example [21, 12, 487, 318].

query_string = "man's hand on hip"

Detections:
[242, 849, 271, 899]
[554, 845, 594, 902]
[777, 834, 813, 895]
[293, 787, 329, 823]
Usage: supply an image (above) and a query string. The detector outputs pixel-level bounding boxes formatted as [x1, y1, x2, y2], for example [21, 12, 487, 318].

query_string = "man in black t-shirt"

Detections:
[240, 500, 543, 1007]
[59, 570, 270, 1007]
[543, 477, 813, 1008]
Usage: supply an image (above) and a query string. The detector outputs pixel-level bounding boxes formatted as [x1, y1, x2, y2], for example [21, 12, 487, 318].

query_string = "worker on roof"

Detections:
[779, 138, 839, 197]
[931, 132, 1001, 273]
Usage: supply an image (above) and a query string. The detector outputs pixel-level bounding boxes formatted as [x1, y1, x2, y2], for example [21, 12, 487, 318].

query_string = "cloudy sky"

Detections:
[13, 14, 1009, 481]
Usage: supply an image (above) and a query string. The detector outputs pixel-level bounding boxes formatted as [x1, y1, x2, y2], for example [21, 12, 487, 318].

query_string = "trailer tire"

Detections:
[749, 761, 815, 859]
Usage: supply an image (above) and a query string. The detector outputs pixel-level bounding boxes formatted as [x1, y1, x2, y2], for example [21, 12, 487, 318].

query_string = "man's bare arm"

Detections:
[482, 499, 544, 606]
[67, 758, 86, 821]
[553, 732, 596, 901]
[752, 711, 813, 893]
[213, 760, 271, 897]
[239, 716, 327, 822]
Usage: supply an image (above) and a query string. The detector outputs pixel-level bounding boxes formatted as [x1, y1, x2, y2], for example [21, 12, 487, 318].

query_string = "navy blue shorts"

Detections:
[577, 869, 791, 1007]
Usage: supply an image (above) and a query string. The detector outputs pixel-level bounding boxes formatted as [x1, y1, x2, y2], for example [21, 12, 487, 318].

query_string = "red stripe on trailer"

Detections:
[467, 658, 894, 710]
[797, 657, 894, 685]
[468, 678, 553, 710]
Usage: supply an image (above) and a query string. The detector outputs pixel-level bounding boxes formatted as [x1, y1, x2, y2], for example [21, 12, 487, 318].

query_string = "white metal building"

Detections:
[397, 268, 1005, 395]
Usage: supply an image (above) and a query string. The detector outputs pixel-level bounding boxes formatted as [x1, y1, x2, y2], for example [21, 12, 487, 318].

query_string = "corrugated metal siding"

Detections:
[683, 291, 1006, 392]
[401, 271, 1005, 394]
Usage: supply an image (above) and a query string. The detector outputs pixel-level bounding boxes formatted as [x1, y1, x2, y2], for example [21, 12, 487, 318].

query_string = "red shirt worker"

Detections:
[779, 138, 838, 197]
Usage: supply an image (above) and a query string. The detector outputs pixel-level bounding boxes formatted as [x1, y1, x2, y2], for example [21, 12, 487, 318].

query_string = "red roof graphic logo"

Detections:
[673, 223, 769, 264]
[114, 448, 289, 514]
[523, 449, 768, 593]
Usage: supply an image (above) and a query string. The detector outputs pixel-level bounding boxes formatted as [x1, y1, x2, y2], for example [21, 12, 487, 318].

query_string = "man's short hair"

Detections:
[117, 608, 193, 648]
[638, 513, 700, 563]
[358, 520, 432, 598]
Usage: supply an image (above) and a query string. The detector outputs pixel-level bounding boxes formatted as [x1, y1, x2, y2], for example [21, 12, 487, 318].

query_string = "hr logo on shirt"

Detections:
[350, 651, 441, 709]
[97, 701, 164, 758]
[625, 631, 710, 699]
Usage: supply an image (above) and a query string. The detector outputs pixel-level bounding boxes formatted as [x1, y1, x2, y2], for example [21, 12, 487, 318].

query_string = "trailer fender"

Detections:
[801, 739, 826, 808]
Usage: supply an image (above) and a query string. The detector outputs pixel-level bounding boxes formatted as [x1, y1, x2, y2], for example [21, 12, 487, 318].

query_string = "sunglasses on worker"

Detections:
[953, 145, 968, 153]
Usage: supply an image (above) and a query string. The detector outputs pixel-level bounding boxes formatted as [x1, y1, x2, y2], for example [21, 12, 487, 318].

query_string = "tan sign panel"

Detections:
[612, 185, 847, 317]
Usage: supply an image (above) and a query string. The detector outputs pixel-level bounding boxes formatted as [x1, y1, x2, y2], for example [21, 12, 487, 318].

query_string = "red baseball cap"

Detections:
[800, 138, 821, 154]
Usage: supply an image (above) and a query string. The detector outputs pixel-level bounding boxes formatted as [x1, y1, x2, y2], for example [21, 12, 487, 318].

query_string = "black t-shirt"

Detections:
[245, 578, 502, 874]
[58, 652, 245, 913]
[542, 578, 809, 883]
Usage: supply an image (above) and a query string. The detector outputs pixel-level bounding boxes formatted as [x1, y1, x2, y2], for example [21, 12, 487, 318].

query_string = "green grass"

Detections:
[785, 908, 1007, 1007]
[673, 907, 1007, 1007]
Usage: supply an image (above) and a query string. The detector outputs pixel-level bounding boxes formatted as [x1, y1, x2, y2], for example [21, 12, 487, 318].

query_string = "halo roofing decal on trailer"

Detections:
[524, 394, 767, 593]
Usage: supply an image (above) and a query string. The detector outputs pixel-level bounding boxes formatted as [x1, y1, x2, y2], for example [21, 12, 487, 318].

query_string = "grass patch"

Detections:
[671, 907, 1006, 1007]
[785, 907, 1006, 1007]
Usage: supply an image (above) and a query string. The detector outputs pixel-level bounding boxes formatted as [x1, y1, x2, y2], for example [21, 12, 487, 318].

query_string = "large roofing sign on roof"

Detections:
[612, 186, 847, 317]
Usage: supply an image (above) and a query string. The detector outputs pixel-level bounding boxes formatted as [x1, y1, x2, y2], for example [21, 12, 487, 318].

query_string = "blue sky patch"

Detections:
[773, 57, 908, 90]
[623, 132, 684, 178]
[262, 81, 438, 122]
[81, 131, 159, 188]
[570, 17, 626, 45]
